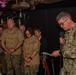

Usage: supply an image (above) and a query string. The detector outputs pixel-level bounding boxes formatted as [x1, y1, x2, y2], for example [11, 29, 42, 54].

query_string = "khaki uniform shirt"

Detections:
[23, 35, 40, 65]
[62, 25, 76, 58]
[1, 27, 24, 55]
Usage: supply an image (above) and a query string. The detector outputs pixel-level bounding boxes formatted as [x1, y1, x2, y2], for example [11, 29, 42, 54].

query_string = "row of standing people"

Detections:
[1, 11, 75, 75]
[0, 19, 48, 75]
[20, 11, 76, 75]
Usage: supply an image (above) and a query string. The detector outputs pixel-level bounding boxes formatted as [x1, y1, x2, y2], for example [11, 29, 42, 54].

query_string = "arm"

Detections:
[23, 49, 33, 63]
[30, 50, 38, 59]
[22, 43, 31, 62]
[15, 30, 24, 51]
[50, 50, 60, 57]
[30, 40, 40, 59]
[6, 40, 24, 54]
[1, 39, 10, 54]
[1, 31, 11, 54]
[60, 37, 65, 45]
[14, 41, 23, 51]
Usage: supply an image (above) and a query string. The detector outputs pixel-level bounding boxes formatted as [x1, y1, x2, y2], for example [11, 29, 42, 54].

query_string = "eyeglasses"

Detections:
[59, 19, 68, 27]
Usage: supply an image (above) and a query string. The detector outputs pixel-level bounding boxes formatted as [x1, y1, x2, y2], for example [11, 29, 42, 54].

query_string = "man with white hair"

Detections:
[1, 19, 24, 75]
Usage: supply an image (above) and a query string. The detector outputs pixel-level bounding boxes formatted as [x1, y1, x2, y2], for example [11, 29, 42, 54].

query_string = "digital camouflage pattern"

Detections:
[62, 25, 76, 75]
[5, 55, 22, 75]
[63, 58, 76, 75]
[24, 65, 39, 75]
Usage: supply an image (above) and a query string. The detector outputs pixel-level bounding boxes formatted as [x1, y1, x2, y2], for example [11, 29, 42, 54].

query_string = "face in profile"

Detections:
[7, 19, 15, 30]
[20, 25, 25, 33]
[34, 31, 41, 38]
[25, 31, 32, 38]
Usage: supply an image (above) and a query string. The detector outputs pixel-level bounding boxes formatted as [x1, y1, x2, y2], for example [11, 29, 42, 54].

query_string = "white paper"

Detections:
[41, 52, 51, 56]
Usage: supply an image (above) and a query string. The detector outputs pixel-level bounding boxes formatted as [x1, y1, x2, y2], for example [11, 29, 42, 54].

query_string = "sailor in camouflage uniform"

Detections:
[51, 11, 76, 75]
[57, 11, 76, 75]
[1, 19, 24, 75]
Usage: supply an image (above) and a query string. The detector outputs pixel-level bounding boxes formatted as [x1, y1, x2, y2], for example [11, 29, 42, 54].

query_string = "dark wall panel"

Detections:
[26, 10, 47, 36]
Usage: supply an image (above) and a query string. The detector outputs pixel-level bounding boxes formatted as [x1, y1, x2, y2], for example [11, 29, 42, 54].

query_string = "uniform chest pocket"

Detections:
[13, 34, 18, 38]
[13, 31, 18, 39]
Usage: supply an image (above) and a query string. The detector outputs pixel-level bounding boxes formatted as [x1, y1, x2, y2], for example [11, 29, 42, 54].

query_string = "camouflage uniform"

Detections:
[23, 35, 40, 75]
[1, 27, 24, 75]
[62, 25, 76, 75]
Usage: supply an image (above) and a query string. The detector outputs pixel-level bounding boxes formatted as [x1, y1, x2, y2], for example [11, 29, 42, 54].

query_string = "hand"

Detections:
[25, 57, 31, 63]
[4, 48, 12, 54]
[9, 49, 15, 54]
[6, 49, 11, 54]
[60, 37, 65, 45]
[50, 50, 60, 57]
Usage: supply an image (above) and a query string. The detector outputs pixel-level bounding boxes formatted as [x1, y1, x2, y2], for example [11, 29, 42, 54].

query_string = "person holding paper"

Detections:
[51, 11, 76, 75]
